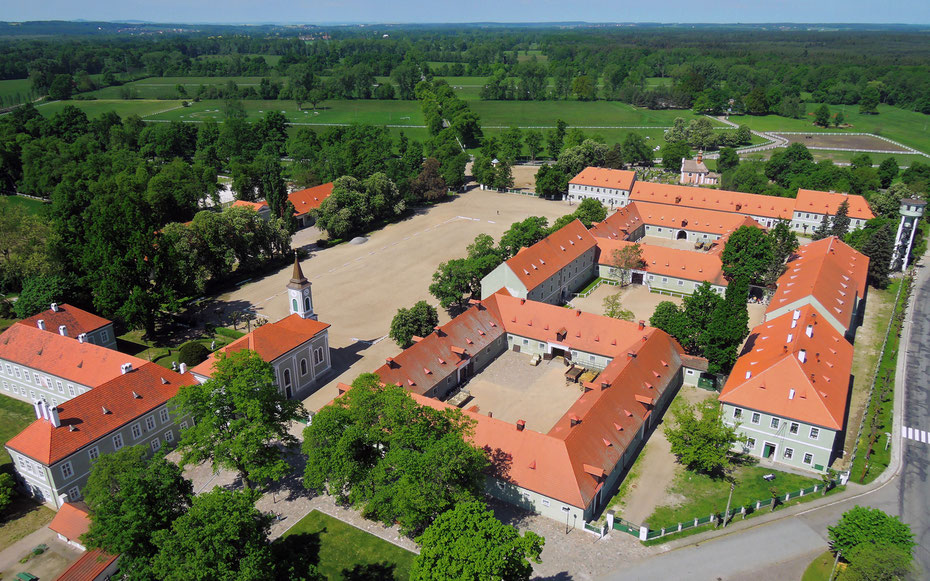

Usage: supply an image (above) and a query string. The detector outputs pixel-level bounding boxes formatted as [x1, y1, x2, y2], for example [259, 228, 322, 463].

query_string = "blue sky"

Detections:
[6, 0, 930, 24]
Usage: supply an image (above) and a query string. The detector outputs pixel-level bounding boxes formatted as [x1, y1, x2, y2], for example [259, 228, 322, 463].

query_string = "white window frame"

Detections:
[809, 427, 820, 440]
[68, 486, 81, 501]
[88, 446, 99, 461]
[770, 417, 780, 429]
[145, 416, 156, 431]
[746, 437, 756, 450]
[131, 423, 142, 440]
[789, 422, 799, 435]
[60, 461, 73, 480]
[751, 412, 761, 425]
[164, 430, 174, 443]
[151, 438, 161, 452]
[159, 408, 169, 424]
[180, 421, 189, 431]
[803, 453, 813, 465]
[113, 433, 124, 450]
[733, 407, 742, 419]
[784, 448, 794, 460]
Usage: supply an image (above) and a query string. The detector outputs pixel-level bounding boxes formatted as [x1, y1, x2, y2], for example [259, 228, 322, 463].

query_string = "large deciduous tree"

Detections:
[498, 216, 549, 259]
[83, 446, 193, 578]
[609, 243, 645, 286]
[828, 506, 915, 557]
[763, 219, 799, 286]
[720, 225, 773, 285]
[703, 276, 750, 374]
[172, 350, 305, 490]
[664, 400, 744, 476]
[411, 501, 545, 581]
[390, 301, 440, 348]
[302, 374, 488, 536]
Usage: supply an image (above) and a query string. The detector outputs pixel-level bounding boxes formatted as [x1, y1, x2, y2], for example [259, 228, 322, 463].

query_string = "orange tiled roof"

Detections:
[6, 363, 196, 465]
[589, 204, 644, 240]
[190, 314, 330, 378]
[630, 182, 796, 220]
[719, 304, 853, 430]
[570, 167, 637, 191]
[374, 303, 505, 396]
[766, 236, 868, 332]
[48, 501, 90, 541]
[231, 200, 268, 211]
[504, 219, 597, 291]
[55, 548, 118, 581]
[0, 325, 149, 390]
[795, 189, 874, 220]
[18, 304, 112, 337]
[595, 239, 728, 286]
[632, 201, 763, 235]
[288, 182, 333, 217]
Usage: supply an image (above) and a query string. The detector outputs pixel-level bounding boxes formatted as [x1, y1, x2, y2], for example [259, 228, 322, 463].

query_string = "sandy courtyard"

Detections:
[464, 350, 584, 433]
[215, 189, 571, 411]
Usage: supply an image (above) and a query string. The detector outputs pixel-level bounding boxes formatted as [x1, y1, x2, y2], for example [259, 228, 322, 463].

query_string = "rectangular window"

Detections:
[145, 416, 156, 431]
[803, 453, 813, 465]
[13, 367, 20, 379]
[159, 408, 169, 424]
[180, 421, 189, 431]
[784, 448, 794, 460]
[542, 499, 551, 507]
[677, 280, 684, 286]
[2, 382, 7, 391]
[789, 422, 799, 435]
[164, 430, 174, 443]
[131, 423, 142, 440]
[61, 462, 73, 480]
[523, 339, 528, 345]
[770, 418, 780, 429]
[4, 364, 10, 375]
[113, 433, 124, 450]
[809, 427, 820, 440]
[733, 408, 742, 419]
[746, 437, 756, 449]
[29, 390, 35, 399]
[151, 438, 161, 452]
[23, 370, 30, 382]
[751, 412, 761, 424]
[68, 486, 81, 501]
[88, 446, 99, 461]
[102, 331, 109, 342]
[68, 384, 75, 397]
[56, 380, 63, 393]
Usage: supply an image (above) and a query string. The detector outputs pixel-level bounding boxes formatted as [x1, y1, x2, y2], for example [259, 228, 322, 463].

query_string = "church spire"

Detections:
[286, 253, 316, 320]
[290, 253, 308, 285]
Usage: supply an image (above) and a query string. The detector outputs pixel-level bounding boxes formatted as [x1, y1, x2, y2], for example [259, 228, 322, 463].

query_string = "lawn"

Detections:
[0, 397, 38, 469]
[646, 464, 823, 529]
[802, 550, 838, 581]
[117, 327, 242, 370]
[36, 99, 185, 119]
[1, 195, 48, 217]
[469, 100, 721, 128]
[280, 510, 415, 580]
[727, 104, 930, 154]
[0, 79, 36, 107]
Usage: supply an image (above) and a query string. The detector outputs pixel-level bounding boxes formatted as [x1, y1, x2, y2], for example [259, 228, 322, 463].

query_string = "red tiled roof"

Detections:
[795, 189, 874, 220]
[18, 304, 112, 337]
[630, 182, 796, 220]
[48, 501, 90, 541]
[288, 183, 333, 217]
[504, 219, 597, 291]
[595, 239, 728, 286]
[570, 167, 637, 191]
[719, 305, 853, 430]
[191, 314, 330, 378]
[766, 236, 869, 332]
[6, 363, 195, 465]
[374, 303, 505, 396]
[630, 201, 762, 236]
[0, 325, 149, 390]
[231, 200, 268, 211]
[589, 204, 644, 240]
[55, 548, 117, 581]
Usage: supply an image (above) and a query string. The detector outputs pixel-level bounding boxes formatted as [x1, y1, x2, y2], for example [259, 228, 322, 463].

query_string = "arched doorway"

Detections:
[676, 230, 688, 240]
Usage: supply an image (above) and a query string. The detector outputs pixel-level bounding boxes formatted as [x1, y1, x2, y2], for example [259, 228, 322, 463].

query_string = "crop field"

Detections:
[37, 99, 185, 119]
[0, 79, 36, 106]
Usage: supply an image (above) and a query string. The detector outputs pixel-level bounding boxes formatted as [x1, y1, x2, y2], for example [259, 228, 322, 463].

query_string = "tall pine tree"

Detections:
[861, 223, 894, 288]
[812, 213, 832, 241]
[831, 199, 851, 238]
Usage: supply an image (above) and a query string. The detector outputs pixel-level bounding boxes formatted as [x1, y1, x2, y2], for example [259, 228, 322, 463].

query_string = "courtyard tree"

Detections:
[650, 301, 688, 347]
[172, 350, 306, 490]
[610, 243, 645, 285]
[572, 198, 607, 227]
[83, 446, 193, 578]
[603, 292, 634, 321]
[664, 399, 745, 477]
[315, 173, 405, 240]
[534, 164, 569, 198]
[303, 374, 488, 536]
[703, 276, 750, 373]
[679, 282, 725, 353]
[390, 300, 440, 348]
[12, 274, 72, 319]
[828, 506, 916, 557]
[763, 220, 799, 286]
[150, 489, 280, 581]
[812, 213, 832, 241]
[498, 216, 549, 259]
[831, 199, 851, 238]
[411, 501, 545, 581]
[429, 258, 475, 310]
[870, 182, 913, 220]
[720, 225, 774, 285]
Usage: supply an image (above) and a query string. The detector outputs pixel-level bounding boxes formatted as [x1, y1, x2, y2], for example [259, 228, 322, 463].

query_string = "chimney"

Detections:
[179, 363, 187, 374]
[33, 399, 47, 420]
[37, 319, 46, 331]
[788, 389, 796, 400]
[798, 349, 807, 363]
[805, 325, 813, 338]
[49, 406, 61, 428]
[638, 320, 645, 331]
[58, 325, 68, 337]
[50, 302, 59, 312]
[576, 309, 582, 317]
[570, 414, 581, 427]
[411, 336, 423, 343]
[120, 362, 133, 375]
[520, 298, 526, 305]
[627, 352, 636, 359]
[78, 333, 86, 344]
[488, 411, 492, 418]
[516, 420, 526, 431]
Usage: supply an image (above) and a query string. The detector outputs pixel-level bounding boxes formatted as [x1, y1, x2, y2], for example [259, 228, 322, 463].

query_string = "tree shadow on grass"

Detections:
[534, 573, 574, 581]
[271, 531, 323, 577]
[341, 562, 397, 580]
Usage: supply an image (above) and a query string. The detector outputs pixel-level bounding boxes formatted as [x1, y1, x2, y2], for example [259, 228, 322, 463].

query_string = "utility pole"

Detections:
[723, 482, 735, 527]
[829, 550, 842, 580]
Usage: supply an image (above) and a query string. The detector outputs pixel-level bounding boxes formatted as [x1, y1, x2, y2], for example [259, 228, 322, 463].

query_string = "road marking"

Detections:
[487, 220, 496, 224]
[902, 427, 929, 444]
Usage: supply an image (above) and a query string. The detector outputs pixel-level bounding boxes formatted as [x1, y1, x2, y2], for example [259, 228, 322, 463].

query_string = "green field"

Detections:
[37, 99, 185, 119]
[646, 77, 674, 87]
[195, 53, 283, 66]
[0, 79, 36, 106]
[0, 396, 37, 469]
[1, 195, 49, 217]
[729, 103, 930, 154]
[280, 510, 415, 580]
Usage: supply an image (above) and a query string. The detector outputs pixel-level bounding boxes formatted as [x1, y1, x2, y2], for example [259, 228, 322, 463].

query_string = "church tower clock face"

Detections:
[286, 254, 317, 320]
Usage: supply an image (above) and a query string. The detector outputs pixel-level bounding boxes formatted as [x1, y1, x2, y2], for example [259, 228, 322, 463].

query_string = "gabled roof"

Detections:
[503, 219, 597, 291]
[48, 501, 90, 541]
[795, 189, 874, 220]
[632, 201, 762, 235]
[55, 548, 118, 581]
[630, 182, 796, 220]
[288, 182, 334, 217]
[18, 304, 112, 337]
[7, 363, 196, 465]
[719, 305, 853, 430]
[681, 158, 710, 174]
[0, 325, 149, 389]
[570, 167, 637, 191]
[767, 236, 869, 332]
[595, 239, 728, 286]
[191, 314, 330, 378]
[589, 204, 644, 240]
[374, 303, 505, 396]
[231, 200, 268, 212]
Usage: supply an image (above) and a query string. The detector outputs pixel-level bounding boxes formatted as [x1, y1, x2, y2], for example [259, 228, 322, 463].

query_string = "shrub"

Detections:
[177, 341, 210, 367]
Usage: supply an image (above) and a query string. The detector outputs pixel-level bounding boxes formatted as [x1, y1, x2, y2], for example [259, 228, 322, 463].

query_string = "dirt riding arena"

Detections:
[511, 164, 541, 190]
[771, 133, 910, 152]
